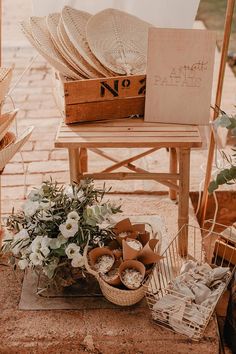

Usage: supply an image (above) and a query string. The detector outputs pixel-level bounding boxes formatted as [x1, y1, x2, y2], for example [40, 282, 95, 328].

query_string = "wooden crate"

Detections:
[52, 71, 146, 124]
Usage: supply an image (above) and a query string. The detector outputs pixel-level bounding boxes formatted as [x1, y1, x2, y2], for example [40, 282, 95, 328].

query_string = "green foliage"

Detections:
[208, 114, 236, 193]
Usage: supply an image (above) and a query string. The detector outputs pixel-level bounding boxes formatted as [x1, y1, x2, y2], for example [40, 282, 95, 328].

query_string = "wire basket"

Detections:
[145, 224, 236, 341]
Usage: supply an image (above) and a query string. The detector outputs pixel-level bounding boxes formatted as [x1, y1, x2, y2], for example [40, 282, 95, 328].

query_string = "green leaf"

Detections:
[208, 181, 218, 194]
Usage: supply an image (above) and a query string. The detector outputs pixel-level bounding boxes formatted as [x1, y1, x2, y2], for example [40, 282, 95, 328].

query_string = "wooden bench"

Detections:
[55, 117, 202, 255]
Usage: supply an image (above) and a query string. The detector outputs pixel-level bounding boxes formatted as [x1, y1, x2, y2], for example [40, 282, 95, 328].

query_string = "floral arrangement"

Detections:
[1, 179, 122, 287]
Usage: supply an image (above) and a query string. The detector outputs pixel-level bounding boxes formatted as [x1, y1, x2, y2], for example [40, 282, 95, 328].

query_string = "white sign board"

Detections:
[144, 28, 216, 125]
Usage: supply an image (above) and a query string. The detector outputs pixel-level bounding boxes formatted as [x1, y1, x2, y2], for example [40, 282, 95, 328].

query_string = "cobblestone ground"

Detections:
[1, 0, 236, 216]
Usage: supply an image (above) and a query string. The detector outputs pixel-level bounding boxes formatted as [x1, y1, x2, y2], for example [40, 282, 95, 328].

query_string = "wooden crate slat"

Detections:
[65, 97, 145, 124]
[64, 74, 146, 104]
[59, 126, 199, 133]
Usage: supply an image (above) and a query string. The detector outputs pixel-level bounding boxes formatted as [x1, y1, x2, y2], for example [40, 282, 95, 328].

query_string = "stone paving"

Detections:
[1, 0, 236, 216]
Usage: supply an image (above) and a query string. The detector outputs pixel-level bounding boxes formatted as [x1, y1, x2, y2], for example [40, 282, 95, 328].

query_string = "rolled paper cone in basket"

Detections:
[119, 260, 145, 290]
[138, 239, 162, 265]
[101, 260, 122, 286]
[88, 247, 115, 272]
[122, 238, 142, 260]
[137, 231, 150, 247]
[132, 224, 146, 233]
[113, 218, 133, 235]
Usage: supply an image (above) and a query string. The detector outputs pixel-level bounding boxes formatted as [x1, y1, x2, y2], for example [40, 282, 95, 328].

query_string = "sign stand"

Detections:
[199, 0, 235, 226]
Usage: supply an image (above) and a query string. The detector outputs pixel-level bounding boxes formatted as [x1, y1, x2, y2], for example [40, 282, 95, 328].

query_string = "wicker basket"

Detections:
[145, 224, 236, 341]
[86, 263, 147, 307]
[84, 221, 159, 306]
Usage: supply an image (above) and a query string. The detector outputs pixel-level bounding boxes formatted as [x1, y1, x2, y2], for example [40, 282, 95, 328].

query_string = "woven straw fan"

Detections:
[0, 110, 17, 142]
[0, 126, 34, 171]
[21, 19, 80, 80]
[30, 16, 83, 79]
[0, 67, 13, 104]
[62, 6, 113, 77]
[47, 13, 87, 78]
[58, 17, 102, 79]
[86, 8, 152, 75]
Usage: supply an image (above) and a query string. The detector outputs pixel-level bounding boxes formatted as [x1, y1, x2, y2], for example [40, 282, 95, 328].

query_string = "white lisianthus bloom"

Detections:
[28, 190, 41, 202]
[65, 243, 80, 259]
[67, 211, 80, 222]
[18, 259, 29, 270]
[71, 253, 84, 268]
[77, 190, 85, 202]
[11, 229, 30, 255]
[22, 200, 40, 217]
[31, 236, 43, 252]
[59, 220, 78, 239]
[40, 246, 50, 258]
[29, 252, 44, 266]
[64, 185, 74, 199]
[41, 236, 51, 248]
[49, 234, 67, 250]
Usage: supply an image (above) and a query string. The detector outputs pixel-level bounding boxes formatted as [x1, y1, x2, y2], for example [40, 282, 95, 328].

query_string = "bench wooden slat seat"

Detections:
[55, 117, 202, 256]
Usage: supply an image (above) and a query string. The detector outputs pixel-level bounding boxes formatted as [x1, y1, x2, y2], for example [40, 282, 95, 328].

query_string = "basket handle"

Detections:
[83, 240, 99, 279]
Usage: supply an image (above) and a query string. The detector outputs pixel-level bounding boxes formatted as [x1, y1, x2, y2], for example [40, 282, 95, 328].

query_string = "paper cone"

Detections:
[119, 260, 145, 290]
[138, 239, 163, 265]
[0, 111, 18, 142]
[113, 218, 133, 235]
[122, 238, 143, 261]
[101, 260, 122, 286]
[137, 231, 150, 247]
[88, 247, 115, 272]
[132, 224, 146, 233]
[0, 127, 33, 171]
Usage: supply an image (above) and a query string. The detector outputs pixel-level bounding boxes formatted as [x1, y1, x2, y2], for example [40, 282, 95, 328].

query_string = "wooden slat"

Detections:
[64, 74, 146, 104]
[79, 172, 180, 180]
[60, 126, 198, 133]
[59, 132, 200, 139]
[60, 118, 199, 130]
[65, 97, 145, 124]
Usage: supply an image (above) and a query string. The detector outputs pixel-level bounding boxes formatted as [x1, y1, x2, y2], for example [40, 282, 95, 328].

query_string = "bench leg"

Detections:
[68, 148, 80, 184]
[169, 148, 178, 201]
[79, 148, 88, 173]
[178, 148, 190, 257]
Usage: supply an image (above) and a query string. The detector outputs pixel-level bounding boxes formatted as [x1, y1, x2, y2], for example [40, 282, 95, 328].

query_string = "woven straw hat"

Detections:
[86, 8, 152, 75]
[0, 126, 33, 171]
[21, 18, 81, 80]
[0, 67, 13, 104]
[46, 13, 87, 78]
[58, 17, 102, 78]
[0, 110, 17, 142]
[61, 6, 113, 77]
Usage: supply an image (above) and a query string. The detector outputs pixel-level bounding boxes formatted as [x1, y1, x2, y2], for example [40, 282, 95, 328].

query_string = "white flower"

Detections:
[71, 253, 84, 268]
[65, 243, 80, 259]
[64, 186, 74, 199]
[29, 252, 44, 266]
[18, 259, 29, 270]
[59, 220, 78, 239]
[41, 236, 50, 248]
[77, 190, 85, 202]
[12, 229, 30, 255]
[49, 235, 67, 250]
[28, 190, 41, 202]
[31, 236, 43, 252]
[67, 211, 80, 222]
[40, 246, 50, 258]
[22, 200, 40, 217]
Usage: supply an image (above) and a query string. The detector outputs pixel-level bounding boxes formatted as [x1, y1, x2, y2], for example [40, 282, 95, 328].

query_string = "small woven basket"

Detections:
[84, 252, 148, 306]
